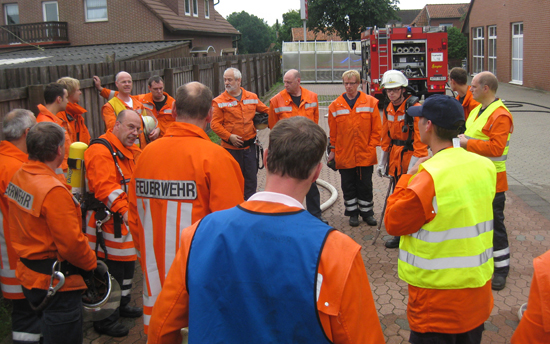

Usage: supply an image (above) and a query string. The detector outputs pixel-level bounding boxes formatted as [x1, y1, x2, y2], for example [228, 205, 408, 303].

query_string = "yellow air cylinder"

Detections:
[67, 142, 88, 198]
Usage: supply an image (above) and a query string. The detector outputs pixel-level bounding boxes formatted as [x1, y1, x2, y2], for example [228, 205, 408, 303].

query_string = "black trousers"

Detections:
[23, 288, 84, 344]
[95, 259, 135, 327]
[11, 298, 41, 344]
[493, 192, 510, 276]
[227, 147, 258, 200]
[409, 323, 484, 344]
[339, 166, 374, 218]
[306, 182, 322, 218]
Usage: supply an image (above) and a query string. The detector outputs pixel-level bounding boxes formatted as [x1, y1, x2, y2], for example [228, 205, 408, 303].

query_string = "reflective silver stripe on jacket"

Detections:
[410, 220, 493, 243]
[356, 107, 374, 113]
[164, 109, 172, 114]
[387, 114, 405, 121]
[332, 109, 350, 117]
[274, 106, 292, 113]
[107, 189, 124, 208]
[143, 104, 154, 110]
[399, 247, 493, 270]
[0, 268, 15, 278]
[488, 155, 507, 162]
[243, 99, 258, 105]
[305, 102, 318, 109]
[218, 101, 238, 108]
[108, 90, 116, 99]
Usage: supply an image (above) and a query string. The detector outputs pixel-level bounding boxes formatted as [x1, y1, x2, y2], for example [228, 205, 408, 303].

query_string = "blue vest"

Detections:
[187, 206, 333, 343]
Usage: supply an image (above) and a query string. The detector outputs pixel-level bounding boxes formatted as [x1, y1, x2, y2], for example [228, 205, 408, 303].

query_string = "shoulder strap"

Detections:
[404, 96, 419, 149]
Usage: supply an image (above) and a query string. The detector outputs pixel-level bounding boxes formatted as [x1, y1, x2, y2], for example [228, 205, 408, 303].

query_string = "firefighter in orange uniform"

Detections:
[211, 67, 268, 200]
[99, 72, 160, 151]
[128, 81, 244, 333]
[0, 110, 40, 344]
[511, 250, 550, 344]
[268, 69, 326, 223]
[327, 70, 381, 227]
[94, 75, 175, 137]
[84, 110, 143, 337]
[377, 70, 428, 249]
[147, 116, 384, 344]
[36, 82, 72, 174]
[8, 122, 97, 344]
[449, 67, 480, 121]
[56, 77, 91, 144]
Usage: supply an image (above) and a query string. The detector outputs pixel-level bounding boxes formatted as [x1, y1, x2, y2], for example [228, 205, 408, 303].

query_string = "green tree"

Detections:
[227, 11, 275, 54]
[447, 26, 467, 59]
[307, 0, 399, 41]
[279, 10, 302, 43]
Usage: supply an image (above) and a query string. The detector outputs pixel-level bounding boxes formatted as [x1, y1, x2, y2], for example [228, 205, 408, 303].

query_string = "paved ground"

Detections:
[56, 81, 550, 343]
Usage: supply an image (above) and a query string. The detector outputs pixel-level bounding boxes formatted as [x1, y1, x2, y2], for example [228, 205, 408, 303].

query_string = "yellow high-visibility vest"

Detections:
[399, 147, 496, 289]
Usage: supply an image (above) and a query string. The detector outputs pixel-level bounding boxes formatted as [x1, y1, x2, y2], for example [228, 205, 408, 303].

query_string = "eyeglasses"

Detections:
[385, 88, 402, 94]
[125, 123, 142, 134]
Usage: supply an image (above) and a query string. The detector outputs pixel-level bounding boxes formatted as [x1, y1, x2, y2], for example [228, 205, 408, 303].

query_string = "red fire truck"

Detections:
[360, 25, 448, 101]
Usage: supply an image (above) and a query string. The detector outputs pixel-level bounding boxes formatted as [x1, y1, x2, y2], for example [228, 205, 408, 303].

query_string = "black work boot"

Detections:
[94, 321, 129, 337]
[363, 215, 377, 226]
[119, 305, 143, 318]
[349, 215, 360, 227]
[385, 236, 400, 248]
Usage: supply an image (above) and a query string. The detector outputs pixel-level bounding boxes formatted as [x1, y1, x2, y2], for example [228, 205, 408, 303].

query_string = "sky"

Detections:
[215, 0, 469, 26]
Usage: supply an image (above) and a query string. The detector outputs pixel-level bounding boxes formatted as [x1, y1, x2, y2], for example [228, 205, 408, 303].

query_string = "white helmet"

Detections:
[82, 261, 121, 322]
[381, 70, 408, 89]
[142, 115, 158, 137]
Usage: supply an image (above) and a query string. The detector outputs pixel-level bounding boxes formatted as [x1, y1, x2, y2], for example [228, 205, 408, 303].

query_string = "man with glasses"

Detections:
[327, 70, 381, 227]
[377, 70, 428, 249]
[84, 110, 143, 337]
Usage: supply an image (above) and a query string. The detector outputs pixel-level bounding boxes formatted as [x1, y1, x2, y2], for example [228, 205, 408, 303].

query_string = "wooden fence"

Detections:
[0, 52, 281, 140]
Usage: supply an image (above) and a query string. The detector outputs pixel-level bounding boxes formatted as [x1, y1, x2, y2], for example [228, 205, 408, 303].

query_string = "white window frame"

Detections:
[84, 0, 108, 22]
[488, 25, 497, 76]
[439, 23, 453, 28]
[192, 0, 198, 17]
[472, 26, 484, 74]
[4, 3, 19, 25]
[511, 22, 523, 85]
[184, 0, 190, 15]
[204, 0, 209, 19]
[43, 1, 59, 22]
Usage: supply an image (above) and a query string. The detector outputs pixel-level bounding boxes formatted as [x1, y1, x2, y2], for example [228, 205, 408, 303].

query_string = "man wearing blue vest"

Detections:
[147, 116, 385, 344]
[385, 95, 496, 343]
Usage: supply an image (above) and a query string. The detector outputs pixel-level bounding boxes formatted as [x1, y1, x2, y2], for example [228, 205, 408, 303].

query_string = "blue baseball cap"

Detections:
[407, 94, 465, 130]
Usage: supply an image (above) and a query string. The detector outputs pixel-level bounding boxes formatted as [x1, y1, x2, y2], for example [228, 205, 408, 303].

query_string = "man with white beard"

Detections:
[211, 68, 269, 200]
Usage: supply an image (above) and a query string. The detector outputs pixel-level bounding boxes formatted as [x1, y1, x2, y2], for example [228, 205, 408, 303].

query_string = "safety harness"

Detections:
[383, 95, 419, 178]
[82, 138, 127, 259]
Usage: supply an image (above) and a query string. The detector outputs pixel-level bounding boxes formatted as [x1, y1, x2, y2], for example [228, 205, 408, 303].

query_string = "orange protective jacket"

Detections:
[36, 104, 72, 173]
[465, 104, 513, 193]
[0, 141, 28, 299]
[456, 86, 480, 121]
[385, 170, 493, 333]
[211, 88, 269, 150]
[84, 131, 136, 261]
[511, 250, 550, 344]
[147, 199, 385, 344]
[100, 88, 175, 138]
[128, 122, 244, 332]
[268, 87, 319, 128]
[56, 102, 91, 144]
[101, 94, 149, 151]
[7, 161, 97, 292]
[380, 96, 428, 178]
[328, 92, 381, 169]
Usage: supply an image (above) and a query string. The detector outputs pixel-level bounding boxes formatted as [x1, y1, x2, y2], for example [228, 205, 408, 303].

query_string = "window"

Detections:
[488, 26, 497, 76]
[439, 23, 453, 28]
[4, 3, 19, 24]
[472, 27, 484, 74]
[85, 0, 108, 22]
[43, 1, 59, 22]
[511, 22, 523, 84]
[204, 0, 209, 19]
[184, 0, 190, 15]
[193, 0, 198, 16]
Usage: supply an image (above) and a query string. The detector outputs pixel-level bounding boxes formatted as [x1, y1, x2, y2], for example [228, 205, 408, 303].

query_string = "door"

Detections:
[43, 1, 59, 40]
[511, 22, 523, 84]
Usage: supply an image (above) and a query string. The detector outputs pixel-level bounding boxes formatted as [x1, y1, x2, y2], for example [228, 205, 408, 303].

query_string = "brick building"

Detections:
[0, 0, 239, 56]
[462, 0, 550, 91]
[411, 3, 469, 29]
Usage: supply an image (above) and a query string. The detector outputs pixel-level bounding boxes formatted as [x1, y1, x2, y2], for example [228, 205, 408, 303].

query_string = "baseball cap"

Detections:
[407, 94, 465, 130]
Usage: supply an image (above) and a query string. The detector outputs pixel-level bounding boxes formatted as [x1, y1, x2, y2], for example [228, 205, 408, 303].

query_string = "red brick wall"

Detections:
[468, 0, 550, 91]
[430, 18, 462, 28]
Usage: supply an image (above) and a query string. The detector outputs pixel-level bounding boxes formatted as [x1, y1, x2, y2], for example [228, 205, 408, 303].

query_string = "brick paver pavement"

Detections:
[69, 82, 550, 343]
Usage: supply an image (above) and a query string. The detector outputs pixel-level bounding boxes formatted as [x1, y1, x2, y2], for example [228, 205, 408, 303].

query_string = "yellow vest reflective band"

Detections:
[464, 99, 511, 173]
[399, 148, 496, 289]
